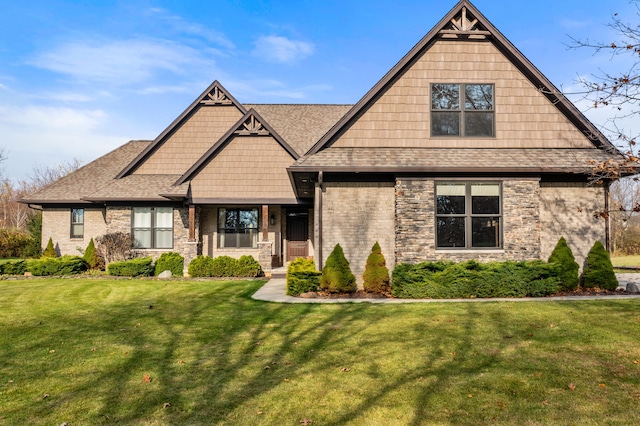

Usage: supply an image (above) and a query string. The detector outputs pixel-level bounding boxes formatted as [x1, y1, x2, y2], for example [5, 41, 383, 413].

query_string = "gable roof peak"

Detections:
[115, 80, 247, 178]
[175, 108, 300, 186]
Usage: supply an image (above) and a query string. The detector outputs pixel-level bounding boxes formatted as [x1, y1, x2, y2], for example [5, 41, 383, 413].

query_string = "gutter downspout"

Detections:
[317, 171, 323, 270]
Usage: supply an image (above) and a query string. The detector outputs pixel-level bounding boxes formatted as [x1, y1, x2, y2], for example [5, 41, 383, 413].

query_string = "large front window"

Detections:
[132, 207, 173, 249]
[431, 83, 495, 137]
[436, 182, 501, 249]
[218, 208, 259, 248]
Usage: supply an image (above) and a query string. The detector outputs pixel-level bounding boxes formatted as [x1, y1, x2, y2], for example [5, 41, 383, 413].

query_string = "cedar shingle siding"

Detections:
[21, 1, 623, 278]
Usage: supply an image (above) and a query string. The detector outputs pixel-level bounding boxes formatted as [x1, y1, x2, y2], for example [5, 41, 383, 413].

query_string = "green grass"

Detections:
[611, 255, 640, 268]
[1, 278, 640, 425]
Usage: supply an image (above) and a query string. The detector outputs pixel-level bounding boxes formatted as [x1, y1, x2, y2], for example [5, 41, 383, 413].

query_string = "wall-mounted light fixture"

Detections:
[269, 214, 276, 225]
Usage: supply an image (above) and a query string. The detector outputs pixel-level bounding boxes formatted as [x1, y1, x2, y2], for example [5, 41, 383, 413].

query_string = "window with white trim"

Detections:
[436, 182, 502, 249]
[431, 83, 495, 137]
[132, 207, 173, 249]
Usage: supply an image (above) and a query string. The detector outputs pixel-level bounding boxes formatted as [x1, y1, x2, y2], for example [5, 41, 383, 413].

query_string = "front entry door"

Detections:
[286, 210, 309, 262]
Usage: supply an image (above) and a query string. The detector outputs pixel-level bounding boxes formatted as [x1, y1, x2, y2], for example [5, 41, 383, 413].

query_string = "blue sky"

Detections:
[0, 0, 636, 182]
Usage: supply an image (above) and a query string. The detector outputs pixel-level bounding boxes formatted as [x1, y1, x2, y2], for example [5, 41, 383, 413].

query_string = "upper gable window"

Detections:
[431, 84, 494, 137]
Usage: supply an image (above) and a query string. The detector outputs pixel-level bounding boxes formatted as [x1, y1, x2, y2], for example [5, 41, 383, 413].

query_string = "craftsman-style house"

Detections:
[21, 1, 617, 278]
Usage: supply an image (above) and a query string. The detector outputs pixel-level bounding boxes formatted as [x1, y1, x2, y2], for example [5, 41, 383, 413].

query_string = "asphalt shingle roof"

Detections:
[290, 147, 617, 173]
[245, 104, 353, 156]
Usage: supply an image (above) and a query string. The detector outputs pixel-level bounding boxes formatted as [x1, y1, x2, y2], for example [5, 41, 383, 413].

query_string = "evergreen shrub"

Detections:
[236, 255, 262, 277]
[42, 237, 58, 258]
[154, 252, 184, 276]
[83, 238, 104, 271]
[26, 256, 87, 276]
[107, 257, 154, 277]
[210, 256, 238, 277]
[0, 260, 27, 275]
[581, 240, 618, 290]
[392, 260, 560, 299]
[286, 257, 321, 296]
[547, 237, 579, 291]
[362, 242, 391, 294]
[320, 244, 356, 293]
[188, 255, 214, 277]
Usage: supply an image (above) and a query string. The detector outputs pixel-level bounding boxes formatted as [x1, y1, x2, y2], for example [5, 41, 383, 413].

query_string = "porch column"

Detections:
[262, 204, 269, 241]
[188, 204, 196, 242]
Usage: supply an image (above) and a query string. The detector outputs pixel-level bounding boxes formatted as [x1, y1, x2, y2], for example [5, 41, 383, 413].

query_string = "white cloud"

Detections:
[146, 7, 236, 49]
[28, 39, 215, 85]
[253, 35, 314, 63]
[0, 104, 124, 181]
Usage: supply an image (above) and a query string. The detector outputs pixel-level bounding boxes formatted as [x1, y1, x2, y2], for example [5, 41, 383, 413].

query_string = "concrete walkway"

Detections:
[252, 274, 640, 304]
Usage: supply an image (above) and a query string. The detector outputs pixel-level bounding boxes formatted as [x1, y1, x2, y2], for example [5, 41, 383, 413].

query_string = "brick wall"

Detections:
[321, 182, 396, 285]
[539, 182, 606, 269]
[42, 207, 106, 255]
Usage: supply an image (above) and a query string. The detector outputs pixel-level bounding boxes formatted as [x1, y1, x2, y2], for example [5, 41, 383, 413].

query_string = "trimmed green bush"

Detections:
[286, 258, 321, 296]
[107, 257, 154, 277]
[548, 237, 579, 291]
[320, 244, 356, 293]
[0, 260, 27, 275]
[154, 252, 184, 277]
[581, 241, 618, 290]
[42, 237, 58, 258]
[392, 260, 561, 299]
[188, 255, 214, 277]
[83, 238, 104, 270]
[236, 255, 262, 277]
[211, 256, 238, 277]
[362, 242, 391, 294]
[26, 256, 87, 276]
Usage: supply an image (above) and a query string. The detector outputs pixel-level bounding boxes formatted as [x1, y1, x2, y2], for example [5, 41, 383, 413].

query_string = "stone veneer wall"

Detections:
[539, 182, 606, 269]
[321, 182, 396, 285]
[395, 179, 541, 263]
[41, 207, 107, 255]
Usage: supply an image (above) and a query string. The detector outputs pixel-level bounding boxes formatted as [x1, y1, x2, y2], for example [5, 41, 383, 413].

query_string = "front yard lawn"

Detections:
[1, 278, 640, 425]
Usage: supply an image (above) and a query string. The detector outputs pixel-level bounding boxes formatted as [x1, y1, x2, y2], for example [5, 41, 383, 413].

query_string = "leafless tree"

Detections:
[567, 1, 640, 181]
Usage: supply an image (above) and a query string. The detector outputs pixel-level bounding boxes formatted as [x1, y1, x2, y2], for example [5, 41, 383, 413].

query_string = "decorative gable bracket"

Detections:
[234, 114, 270, 136]
[439, 6, 490, 39]
[200, 86, 233, 105]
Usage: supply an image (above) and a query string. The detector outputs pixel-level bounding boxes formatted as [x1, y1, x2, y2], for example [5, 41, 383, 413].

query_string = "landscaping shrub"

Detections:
[83, 238, 105, 271]
[96, 232, 133, 264]
[211, 255, 238, 277]
[548, 237, 579, 291]
[286, 257, 321, 296]
[0, 228, 35, 258]
[362, 242, 390, 294]
[107, 257, 154, 277]
[391, 260, 561, 299]
[188, 255, 214, 277]
[581, 240, 618, 290]
[42, 237, 58, 258]
[320, 244, 356, 293]
[26, 256, 87, 276]
[236, 255, 262, 277]
[0, 260, 27, 275]
[154, 252, 184, 276]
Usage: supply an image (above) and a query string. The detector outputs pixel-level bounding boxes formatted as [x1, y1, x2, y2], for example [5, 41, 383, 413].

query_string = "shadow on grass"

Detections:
[2, 279, 639, 424]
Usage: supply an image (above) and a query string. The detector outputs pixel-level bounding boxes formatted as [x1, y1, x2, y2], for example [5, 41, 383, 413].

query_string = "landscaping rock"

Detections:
[299, 292, 318, 298]
[158, 270, 172, 279]
[626, 282, 640, 294]
[24, 272, 32, 277]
